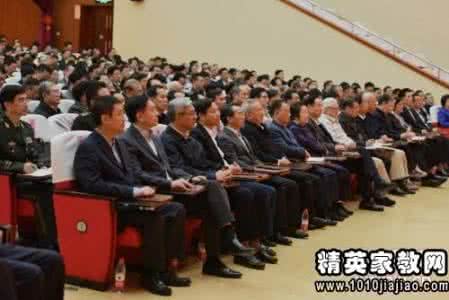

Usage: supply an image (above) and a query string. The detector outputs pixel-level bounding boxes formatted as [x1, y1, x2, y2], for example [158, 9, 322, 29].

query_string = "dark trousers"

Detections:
[175, 181, 234, 257]
[119, 202, 186, 273]
[16, 181, 57, 248]
[340, 157, 373, 201]
[227, 186, 259, 241]
[321, 163, 352, 201]
[240, 181, 276, 239]
[285, 170, 321, 218]
[265, 176, 301, 234]
[309, 166, 339, 217]
[0, 244, 65, 300]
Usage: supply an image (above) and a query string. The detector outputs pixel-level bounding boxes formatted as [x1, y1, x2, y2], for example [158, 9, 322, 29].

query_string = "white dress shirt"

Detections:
[319, 114, 355, 146]
[204, 125, 230, 166]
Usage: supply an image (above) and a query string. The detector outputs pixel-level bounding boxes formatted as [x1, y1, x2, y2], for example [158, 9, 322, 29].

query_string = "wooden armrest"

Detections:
[54, 189, 117, 201]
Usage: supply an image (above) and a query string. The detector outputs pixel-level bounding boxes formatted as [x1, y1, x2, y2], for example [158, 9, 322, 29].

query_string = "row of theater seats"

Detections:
[0, 130, 199, 291]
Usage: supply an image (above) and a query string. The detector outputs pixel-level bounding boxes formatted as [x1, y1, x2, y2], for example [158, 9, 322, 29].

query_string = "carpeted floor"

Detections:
[66, 183, 449, 300]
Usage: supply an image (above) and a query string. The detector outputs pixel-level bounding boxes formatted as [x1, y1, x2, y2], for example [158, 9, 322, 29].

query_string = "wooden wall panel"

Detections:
[53, 0, 112, 51]
[0, 0, 41, 46]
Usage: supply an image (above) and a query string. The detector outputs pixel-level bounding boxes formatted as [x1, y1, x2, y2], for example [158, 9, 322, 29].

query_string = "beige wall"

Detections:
[113, 0, 448, 97]
[315, 0, 449, 70]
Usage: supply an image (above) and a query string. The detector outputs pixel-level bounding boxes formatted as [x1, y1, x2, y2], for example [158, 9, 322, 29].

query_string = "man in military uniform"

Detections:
[0, 85, 57, 249]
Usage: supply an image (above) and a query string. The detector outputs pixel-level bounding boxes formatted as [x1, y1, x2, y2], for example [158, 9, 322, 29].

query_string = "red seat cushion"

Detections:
[17, 199, 36, 218]
[117, 227, 142, 248]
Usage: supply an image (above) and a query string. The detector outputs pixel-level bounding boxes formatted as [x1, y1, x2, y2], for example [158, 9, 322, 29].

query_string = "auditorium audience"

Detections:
[0, 36, 448, 295]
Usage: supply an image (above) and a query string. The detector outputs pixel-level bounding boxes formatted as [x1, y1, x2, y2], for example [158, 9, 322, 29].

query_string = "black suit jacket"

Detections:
[34, 102, 61, 118]
[401, 107, 430, 133]
[74, 130, 139, 200]
[71, 113, 96, 131]
[120, 125, 191, 191]
[366, 109, 401, 140]
[218, 127, 260, 169]
[241, 121, 282, 163]
[190, 124, 225, 170]
[306, 120, 336, 155]
[339, 112, 368, 146]
[160, 126, 217, 179]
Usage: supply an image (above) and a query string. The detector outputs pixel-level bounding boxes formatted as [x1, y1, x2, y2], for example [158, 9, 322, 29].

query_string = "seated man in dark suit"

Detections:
[73, 96, 188, 296]
[120, 95, 252, 279]
[34, 81, 61, 118]
[303, 92, 385, 211]
[148, 85, 169, 125]
[268, 99, 350, 222]
[218, 104, 307, 241]
[0, 244, 65, 300]
[71, 80, 110, 131]
[365, 93, 445, 188]
[240, 99, 334, 229]
[191, 99, 280, 267]
[161, 98, 267, 271]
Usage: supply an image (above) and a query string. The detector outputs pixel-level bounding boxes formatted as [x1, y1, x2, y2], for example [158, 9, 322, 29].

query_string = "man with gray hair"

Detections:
[122, 78, 143, 99]
[161, 97, 259, 278]
[34, 81, 61, 118]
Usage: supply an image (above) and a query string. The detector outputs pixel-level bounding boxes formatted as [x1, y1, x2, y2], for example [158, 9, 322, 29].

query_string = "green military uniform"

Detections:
[0, 115, 37, 173]
[0, 114, 56, 248]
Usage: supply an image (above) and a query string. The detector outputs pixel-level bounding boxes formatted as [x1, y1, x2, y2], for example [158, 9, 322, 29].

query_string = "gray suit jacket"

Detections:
[218, 127, 261, 169]
[120, 124, 191, 191]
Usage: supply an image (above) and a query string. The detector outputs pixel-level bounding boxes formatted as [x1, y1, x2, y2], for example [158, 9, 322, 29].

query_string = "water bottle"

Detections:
[114, 257, 126, 292]
[300, 209, 309, 232]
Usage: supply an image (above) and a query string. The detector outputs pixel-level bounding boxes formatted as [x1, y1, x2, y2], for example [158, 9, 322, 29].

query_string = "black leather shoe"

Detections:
[310, 217, 328, 228]
[323, 218, 338, 226]
[376, 180, 395, 194]
[338, 204, 354, 215]
[270, 232, 292, 246]
[359, 201, 384, 212]
[262, 238, 277, 248]
[336, 206, 350, 218]
[397, 182, 416, 194]
[390, 187, 408, 196]
[375, 197, 396, 207]
[422, 178, 445, 187]
[202, 258, 242, 279]
[234, 255, 265, 270]
[256, 248, 278, 264]
[161, 272, 191, 287]
[226, 237, 256, 257]
[329, 212, 345, 222]
[142, 273, 172, 296]
[260, 244, 277, 257]
[287, 228, 309, 239]
[308, 223, 321, 230]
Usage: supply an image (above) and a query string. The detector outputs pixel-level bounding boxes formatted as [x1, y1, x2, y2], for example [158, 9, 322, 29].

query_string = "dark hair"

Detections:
[173, 72, 186, 81]
[364, 82, 375, 89]
[340, 99, 355, 110]
[220, 104, 235, 125]
[275, 70, 283, 76]
[193, 98, 213, 116]
[85, 81, 107, 109]
[269, 99, 286, 116]
[398, 88, 412, 100]
[35, 64, 52, 74]
[257, 74, 270, 82]
[107, 66, 120, 76]
[207, 87, 224, 100]
[68, 70, 86, 85]
[147, 84, 166, 98]
[22, 77, 40, 89]
[383, 86, 392, 93]
[282, 89, 299, 101]
[0, 85, 26, 110]
[303, 89, 322, 106]
[250, 87, 267, 99]
[125, 95, 150, 123]
[91, 96, 121, 127]
[441, 94, 449, 107]
[290, 101, 304, 121]
[378, 94, 393, 105]
[20, 63, 36, 79]
[191, 73, 203, 82]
